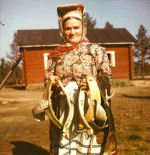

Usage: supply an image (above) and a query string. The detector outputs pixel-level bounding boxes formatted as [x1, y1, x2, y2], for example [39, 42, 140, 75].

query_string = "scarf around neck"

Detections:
[48, 39, 89, 58]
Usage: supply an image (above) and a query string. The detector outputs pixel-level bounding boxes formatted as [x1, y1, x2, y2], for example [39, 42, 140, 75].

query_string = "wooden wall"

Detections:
[22, 47, 54, 84]
[22, 45, 134, 85]
[105, 44, 134, 80]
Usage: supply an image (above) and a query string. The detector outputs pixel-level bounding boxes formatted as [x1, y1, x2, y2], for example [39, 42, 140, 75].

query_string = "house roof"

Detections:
[87, 28, 137, 44]
[17, 28, 136, 47]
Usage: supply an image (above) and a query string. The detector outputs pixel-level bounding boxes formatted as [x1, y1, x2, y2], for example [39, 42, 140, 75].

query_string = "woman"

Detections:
[33, 3, 116, 155]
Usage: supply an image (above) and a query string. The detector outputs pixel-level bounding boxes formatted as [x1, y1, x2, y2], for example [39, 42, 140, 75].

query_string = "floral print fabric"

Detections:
[45, 41, 111, 86]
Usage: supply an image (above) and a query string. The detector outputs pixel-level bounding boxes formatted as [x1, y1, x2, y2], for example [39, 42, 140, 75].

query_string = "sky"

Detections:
[0, 0, 150, 59]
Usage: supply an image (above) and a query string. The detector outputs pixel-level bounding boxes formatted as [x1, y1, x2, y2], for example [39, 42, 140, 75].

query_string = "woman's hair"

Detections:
[62, 17, 82, 29]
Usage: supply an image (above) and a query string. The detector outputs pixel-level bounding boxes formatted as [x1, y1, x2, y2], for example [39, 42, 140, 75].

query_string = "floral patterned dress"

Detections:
[45, 41, 111, 154]
[45, 41, 111, 85]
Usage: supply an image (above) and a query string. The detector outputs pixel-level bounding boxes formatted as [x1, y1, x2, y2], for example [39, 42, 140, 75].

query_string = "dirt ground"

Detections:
[0, 82, 150, 155]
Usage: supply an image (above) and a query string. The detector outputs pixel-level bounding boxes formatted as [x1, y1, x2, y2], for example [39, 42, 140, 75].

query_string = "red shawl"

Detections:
[48, 40, 89, 58]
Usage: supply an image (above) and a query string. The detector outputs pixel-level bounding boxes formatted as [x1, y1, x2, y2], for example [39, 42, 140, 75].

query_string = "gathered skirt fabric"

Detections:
[50, 82, 101, 155]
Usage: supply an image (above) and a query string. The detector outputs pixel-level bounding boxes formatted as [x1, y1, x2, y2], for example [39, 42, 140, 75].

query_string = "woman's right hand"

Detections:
[44, 75, 60, 88]
[80, 78, 89, 90]
[50, 75, 60, 87]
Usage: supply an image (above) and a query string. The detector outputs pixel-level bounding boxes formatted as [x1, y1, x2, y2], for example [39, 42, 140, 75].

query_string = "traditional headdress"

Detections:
[57, 4, 85, 42]
[57, 4, 84, 22]
[48, 4, 88, 58]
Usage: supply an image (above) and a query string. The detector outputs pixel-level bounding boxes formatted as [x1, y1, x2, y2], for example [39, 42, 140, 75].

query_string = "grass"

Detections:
[28, 87, 45, 91]
[128, 123, 141, 131]
[116, 126, 150, 154]
[128, 134, 143, 141]
[112, 80, 128, 87]
[116, 118, 150, 155]
[133, 152, 147, 155]
[139, 145, 150, 152]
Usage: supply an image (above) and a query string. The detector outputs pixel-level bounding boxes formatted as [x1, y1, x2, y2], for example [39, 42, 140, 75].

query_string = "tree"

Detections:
[7, 32, 20, 63]
[0, 58, 11, 83]
[134, 25, 150, 79]
[104, 21, 114, 29]
[84, 12, 96, 33]
[6, 32, 22, 84]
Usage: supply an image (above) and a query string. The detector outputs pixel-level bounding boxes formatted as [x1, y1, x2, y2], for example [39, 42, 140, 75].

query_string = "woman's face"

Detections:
[63, 18, 83, 43]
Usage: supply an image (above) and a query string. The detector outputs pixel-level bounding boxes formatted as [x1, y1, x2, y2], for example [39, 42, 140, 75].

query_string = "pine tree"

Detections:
[104, 21, 114, 29]
[84, 12, 96, 33]
[134, 25, 150, 79]
[7, 32, 20, 63]
[0, 58, 11, 83]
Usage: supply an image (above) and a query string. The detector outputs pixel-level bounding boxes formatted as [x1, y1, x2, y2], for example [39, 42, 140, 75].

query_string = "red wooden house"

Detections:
[17, 28, 136, 87]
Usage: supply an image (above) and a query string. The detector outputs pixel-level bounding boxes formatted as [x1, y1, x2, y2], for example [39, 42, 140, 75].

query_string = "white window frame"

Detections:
[43, 53, 49, 70]
[106, 51, 116, 67]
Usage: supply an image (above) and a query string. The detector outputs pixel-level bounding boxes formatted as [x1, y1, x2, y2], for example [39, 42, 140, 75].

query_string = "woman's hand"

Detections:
[44, 75, 60, 89]
[80, 78, 88, 90]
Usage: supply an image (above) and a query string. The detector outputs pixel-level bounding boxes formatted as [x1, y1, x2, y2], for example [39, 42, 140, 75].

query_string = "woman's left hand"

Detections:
[80, 78, 88, 90]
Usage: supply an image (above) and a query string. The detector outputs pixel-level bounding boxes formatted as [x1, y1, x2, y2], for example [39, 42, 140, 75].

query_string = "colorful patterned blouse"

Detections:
[45, 41, 111, 86]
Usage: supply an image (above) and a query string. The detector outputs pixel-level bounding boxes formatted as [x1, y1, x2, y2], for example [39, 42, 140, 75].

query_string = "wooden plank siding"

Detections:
[22, 49, 46, 84]
[104, 45, 134, 79]
[129, 45, 134, 80]
[17, 28, 136, 85]
[22, 45, 134, 85]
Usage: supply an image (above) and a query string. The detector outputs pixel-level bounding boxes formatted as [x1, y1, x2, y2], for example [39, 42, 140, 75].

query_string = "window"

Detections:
[106, 51, 116, 67]
[43, 53, 49, 70]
